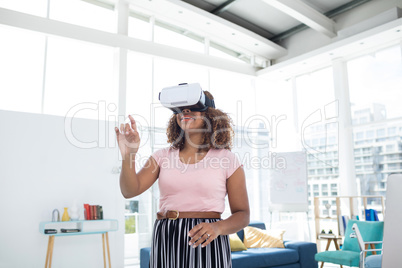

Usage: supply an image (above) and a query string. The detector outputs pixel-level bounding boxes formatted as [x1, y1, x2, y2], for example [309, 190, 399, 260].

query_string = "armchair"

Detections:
[315, 220, 384, 267]
[352, 223, 383, 268]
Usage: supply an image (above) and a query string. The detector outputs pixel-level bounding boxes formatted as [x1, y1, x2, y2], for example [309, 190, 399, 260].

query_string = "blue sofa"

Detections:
[140, 221, 318, 268]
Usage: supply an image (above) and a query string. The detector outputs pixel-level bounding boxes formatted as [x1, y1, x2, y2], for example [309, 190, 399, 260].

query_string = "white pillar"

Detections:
[114, 0, 129, 264]
[332, 58, 357, 197]
[115, 0, 129, 117]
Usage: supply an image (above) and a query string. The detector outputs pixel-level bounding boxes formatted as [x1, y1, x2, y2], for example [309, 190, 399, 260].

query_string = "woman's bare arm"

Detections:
[119, 155, 159, 198]
[188, 167, 250, 247]
[217, 166, 250, 234]
[115, 115, 160, 198]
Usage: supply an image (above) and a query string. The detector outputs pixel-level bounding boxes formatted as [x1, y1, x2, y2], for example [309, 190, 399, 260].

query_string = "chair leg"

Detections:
[320, 262, 324, 268]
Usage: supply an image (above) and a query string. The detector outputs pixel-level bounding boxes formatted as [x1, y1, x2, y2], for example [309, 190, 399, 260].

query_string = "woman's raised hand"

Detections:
[115, 115, 140, 158]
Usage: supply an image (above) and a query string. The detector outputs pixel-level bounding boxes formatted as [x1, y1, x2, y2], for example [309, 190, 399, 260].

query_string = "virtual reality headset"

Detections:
[159, 83, 215, 114]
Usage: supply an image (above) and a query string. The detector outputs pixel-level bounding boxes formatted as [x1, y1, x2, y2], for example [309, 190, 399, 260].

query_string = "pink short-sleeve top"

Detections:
[151, 147, 242, 214]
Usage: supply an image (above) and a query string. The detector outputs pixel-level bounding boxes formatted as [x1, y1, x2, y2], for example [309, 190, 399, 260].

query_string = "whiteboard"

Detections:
[269, 151, 308, 212]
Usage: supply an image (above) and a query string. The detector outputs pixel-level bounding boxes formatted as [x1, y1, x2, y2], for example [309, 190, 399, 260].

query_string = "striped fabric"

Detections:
[150, 218, 232, 268]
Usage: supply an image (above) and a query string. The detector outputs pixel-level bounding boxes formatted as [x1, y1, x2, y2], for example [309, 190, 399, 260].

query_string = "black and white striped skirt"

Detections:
[150, 218, 232, 268]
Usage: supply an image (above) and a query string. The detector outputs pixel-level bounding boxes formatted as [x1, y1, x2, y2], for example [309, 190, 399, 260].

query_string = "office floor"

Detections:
[124, 262, 344, 268]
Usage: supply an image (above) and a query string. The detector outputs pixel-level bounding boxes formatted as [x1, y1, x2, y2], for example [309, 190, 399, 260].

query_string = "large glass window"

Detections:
[296, 67, 336, 128]
[154, 24, 204, 53]
[0, 25, 45, 113]
[348, 45, 402, 198]
[128, 15, 151, 41]
[126, 52, 153, 125]
[0, 0, 48, 17]
[49, 0, 115, 32]
[43, 36, 116, 119]
[255, 79, 297, 152]
[348, 45, 402, 122]
[210, 69, 256, 122]
[295, 67, 338, 217]
[209, 43, 247, 64]
[296, 67, 337, 166]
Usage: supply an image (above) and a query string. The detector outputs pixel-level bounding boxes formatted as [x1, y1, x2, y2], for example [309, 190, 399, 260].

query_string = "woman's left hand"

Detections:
[188, 222, 221, 248]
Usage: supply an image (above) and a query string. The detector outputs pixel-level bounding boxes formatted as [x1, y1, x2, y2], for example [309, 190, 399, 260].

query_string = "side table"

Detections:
[39, 219, 118, 268]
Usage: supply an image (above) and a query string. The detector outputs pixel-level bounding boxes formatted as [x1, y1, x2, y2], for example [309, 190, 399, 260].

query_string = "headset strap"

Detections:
[204, 95, 215, 109]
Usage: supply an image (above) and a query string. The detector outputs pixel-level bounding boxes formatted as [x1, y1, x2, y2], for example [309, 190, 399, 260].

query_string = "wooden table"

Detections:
[318, 236, 343, 268]
[40, 220, 118, 268]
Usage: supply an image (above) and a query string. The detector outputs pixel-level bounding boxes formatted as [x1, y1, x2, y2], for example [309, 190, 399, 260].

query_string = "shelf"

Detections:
[316, 217, 337, 220]
[39, 219, 118, 236]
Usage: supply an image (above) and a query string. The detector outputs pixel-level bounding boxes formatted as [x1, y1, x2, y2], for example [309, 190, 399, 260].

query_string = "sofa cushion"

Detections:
[315, 250, 360, 267]
[231, 247, 299, 268]
[244, 226, 285, 248]
[229, 233, 247, 251]
[365, 255, 382, 268]
[237, 221, 266, 242]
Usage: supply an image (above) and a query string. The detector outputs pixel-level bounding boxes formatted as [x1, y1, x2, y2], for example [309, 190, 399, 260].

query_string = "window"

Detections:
[0, 0, 47, 17]
[255, 79, 297, 152]
[0, 25, 45, 113]
[49, 0, 115, 32]
[154, 24, 204, 53]
[296, 68, 335, 128]
[43, 36, 116, 119]
[125, 199, 139, 263]
[296, 67, 337, 188]
[388, 163, 399, 170]
[388, 127, 397, 136]
[129, 14, 152, 41]
[377, 128, 385, 137]
[355, 132, 364, 140]
[349, 46, 402, 197]
[386, 144, 394, 152]
[366, 130, 374, 139]
[209, 42, 247, 64]
[126, 52, 153, 125]
[348, 46, 402, 122]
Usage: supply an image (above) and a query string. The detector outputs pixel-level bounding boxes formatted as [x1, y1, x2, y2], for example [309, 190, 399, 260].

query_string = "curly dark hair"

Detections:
[166, 91, 234, 151]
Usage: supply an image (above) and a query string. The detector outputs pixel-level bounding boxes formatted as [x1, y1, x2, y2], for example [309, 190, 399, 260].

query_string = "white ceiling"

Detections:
[181, 0, 360, 38]
[125, 0, 402, 75]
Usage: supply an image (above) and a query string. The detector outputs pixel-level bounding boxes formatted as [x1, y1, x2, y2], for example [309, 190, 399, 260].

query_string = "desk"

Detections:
[39, 219, 118, 268]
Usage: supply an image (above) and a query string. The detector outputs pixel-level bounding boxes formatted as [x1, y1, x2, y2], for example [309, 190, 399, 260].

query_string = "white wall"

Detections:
[0, 110, 126, 268]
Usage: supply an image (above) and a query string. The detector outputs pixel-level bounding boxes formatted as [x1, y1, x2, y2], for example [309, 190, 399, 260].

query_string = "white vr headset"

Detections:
[159, 83, 215, 114]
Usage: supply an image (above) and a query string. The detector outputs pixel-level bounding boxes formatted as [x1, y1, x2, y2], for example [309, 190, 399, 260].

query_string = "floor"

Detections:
[124, 262, 346, 268]
[123, 233, 348, 268]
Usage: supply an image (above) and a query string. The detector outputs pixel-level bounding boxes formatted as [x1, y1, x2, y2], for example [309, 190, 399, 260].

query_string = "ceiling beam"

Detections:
[269, 0, 372, 42]
[211, 0, 238, 15]
[262, 0, 336, 38]
[270, 0, 372, 42]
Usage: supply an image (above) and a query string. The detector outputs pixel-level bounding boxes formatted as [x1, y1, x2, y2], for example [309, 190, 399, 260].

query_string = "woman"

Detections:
[115, 90, 250, 267]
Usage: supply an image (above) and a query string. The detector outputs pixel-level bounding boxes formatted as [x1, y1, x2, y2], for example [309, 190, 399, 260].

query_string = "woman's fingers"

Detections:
[116, 116, 140, 143]
[115, 116, 141, 156]
[128, 115, 138, 132]
[200, 233, 215, 248]
[188, 223, 217, 248]
[124, 122, 131, 135]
